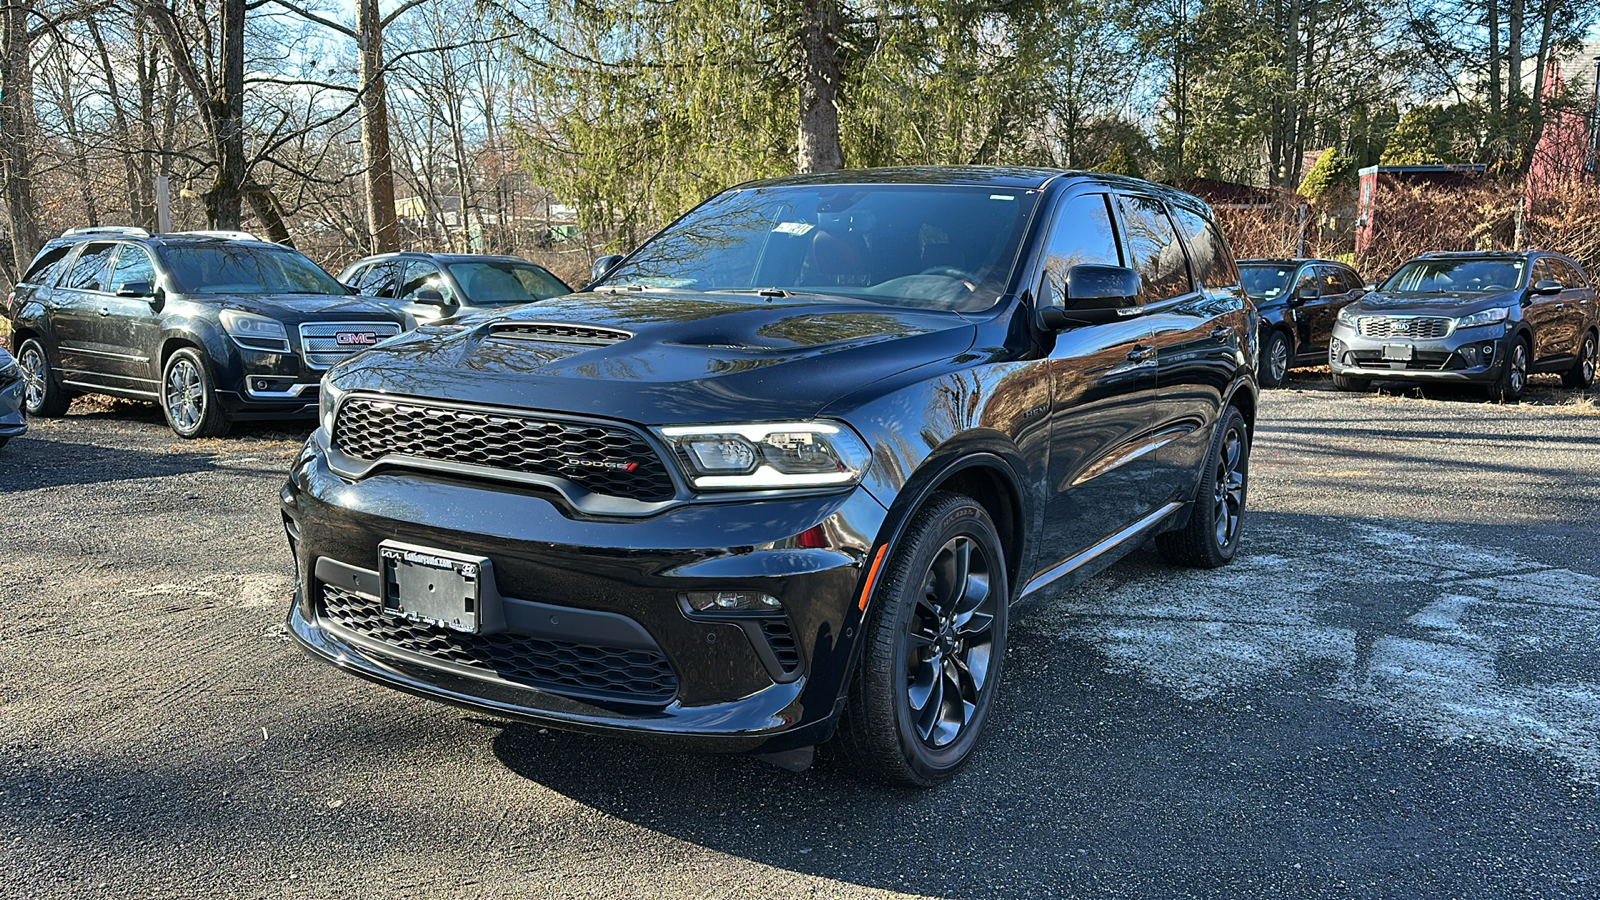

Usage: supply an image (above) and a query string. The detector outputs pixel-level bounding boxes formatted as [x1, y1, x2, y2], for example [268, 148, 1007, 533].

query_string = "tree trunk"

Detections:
[203, 0, 246, 229]
[1487, 0, 1502, 124]
[357, 0, 400, 252]
[796, 0, 843, 173]
[1, 0, 41, 274]
[1509, 0, 1524, 124]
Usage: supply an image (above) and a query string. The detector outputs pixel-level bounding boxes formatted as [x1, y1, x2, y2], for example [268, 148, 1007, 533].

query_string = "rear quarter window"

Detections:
[20, 245, 74, 286]
[1169, 204, 1239, 290]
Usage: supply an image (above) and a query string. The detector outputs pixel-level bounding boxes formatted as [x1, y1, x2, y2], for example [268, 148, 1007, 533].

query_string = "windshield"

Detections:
[596, 184, 1042, 312]
[158, 244, 347, 295]
[446, 261, 569, 306]
[1380, 258, 1527, 295]
[1239, 264, 1297, 300]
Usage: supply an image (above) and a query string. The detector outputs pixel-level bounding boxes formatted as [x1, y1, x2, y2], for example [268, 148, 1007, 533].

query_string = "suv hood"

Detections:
[199, 291, 401, 320]
[328, 291, 977, 423]
[1350, 289, 1520, 317]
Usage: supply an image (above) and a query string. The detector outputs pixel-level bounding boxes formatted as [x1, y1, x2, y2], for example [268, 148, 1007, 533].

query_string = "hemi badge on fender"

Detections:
[857, 544, 889, 611]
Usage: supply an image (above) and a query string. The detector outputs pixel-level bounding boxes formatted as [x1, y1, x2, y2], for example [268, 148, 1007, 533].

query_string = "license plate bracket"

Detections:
[379, 542, 493, 634]
[1381, 342, 1414, 361]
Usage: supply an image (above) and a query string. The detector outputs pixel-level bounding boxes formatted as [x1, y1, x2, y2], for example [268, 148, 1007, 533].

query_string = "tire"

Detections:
[160, 347, 231, 438]
[1331, 372, 1370, 392]
[1561, 329, 1596, 390]
[1157, 406, 1250, 569]
[1487, 335, 1529, 403]
[16, 338, 71, 417]
[1258, 329, 1291, 388]
[833, 491, 1009, 787]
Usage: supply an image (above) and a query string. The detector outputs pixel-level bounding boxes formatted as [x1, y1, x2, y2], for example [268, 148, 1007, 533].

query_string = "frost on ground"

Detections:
[1032, 518, 1600, 781]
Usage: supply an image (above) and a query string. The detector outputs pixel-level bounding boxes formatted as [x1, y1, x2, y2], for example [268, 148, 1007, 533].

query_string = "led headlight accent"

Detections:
[658, 421, 871, 490]
[219, 309, 291, 352]
[319, 378, 345, 435]
[1454, 307, 1511, 329]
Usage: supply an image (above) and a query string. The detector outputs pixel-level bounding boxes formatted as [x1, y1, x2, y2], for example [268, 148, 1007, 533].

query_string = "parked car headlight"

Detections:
[657, 421, 871, 490]
[0, 353, 17, 386]
[1454, 307, 1511, 329]
[319, 378, 345, 435]
[220, 310, 292, 352]
[1336, 306, 1360, 327]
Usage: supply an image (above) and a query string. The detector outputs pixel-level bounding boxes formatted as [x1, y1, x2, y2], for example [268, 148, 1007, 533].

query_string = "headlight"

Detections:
[319, 378, 345, 434]
[1337, 306, 1360, 327]
[657, 421, 871, 491]
[0, 356, 17, 386]
[219, 310, 291, 352]
[1455, 307, 1511, 329]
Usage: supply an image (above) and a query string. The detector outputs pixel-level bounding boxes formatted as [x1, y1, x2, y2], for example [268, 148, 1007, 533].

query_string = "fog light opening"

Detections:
[682, 590, 782, 615]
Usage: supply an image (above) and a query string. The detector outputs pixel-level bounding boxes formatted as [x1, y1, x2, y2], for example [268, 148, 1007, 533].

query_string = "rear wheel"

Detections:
[1561, 330, 1596, 390]
[1258, 329, 1291, 388]
[833, 491, 1008, 787]
[161, 348, 230, 438]
[1331, 372, 1370, 392]
[17, 338, 70, 417]
[1158, 406, 1250, 569]
[1487, 336, 1529, 403]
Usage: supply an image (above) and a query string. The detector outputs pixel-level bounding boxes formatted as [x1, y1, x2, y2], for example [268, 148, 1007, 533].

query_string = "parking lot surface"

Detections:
[2, 375, 1598, 899]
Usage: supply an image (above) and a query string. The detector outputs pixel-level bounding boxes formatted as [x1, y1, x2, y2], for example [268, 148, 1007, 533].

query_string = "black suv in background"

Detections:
[339, 252, 570, 325]
[1238, 257, 1365, 387]
[283, 168, 1258, 786]
[5, 228, 405, 437]
[1330, 251, 1597, 401]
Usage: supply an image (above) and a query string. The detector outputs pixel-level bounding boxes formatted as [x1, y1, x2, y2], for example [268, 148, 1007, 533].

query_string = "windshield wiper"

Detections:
[592, 283, 675, 294]
[706, 288, 852, 302]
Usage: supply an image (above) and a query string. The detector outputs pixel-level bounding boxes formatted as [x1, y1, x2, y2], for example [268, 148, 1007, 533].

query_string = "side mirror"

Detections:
[591, 254, 625, 284]
[116, 280, 153, 299]
[1364, 282, 1378, 293]
[1038, 264, 1143, 330]
[412, 287, 452, 308]
[1532, 279, 1563, 296]
[1291, 284, 1320, 305]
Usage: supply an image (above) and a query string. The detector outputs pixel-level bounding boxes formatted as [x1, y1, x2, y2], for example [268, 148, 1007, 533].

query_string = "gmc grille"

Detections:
[333, 397, 677, 502]
[298, 321, 402, 369]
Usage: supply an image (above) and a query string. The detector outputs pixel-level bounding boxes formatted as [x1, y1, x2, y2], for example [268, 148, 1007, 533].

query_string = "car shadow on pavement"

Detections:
[0, 436, 218, 491]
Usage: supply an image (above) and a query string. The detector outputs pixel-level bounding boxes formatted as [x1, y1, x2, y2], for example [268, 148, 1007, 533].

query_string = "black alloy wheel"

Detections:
[1158, 405, 1250, 568]
[833, 491, 1008, 787]
[17, 338, 70, 417]
[1562, 330, 1597, 389]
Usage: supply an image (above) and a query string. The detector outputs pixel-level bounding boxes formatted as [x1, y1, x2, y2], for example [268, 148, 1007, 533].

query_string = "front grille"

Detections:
[298, 321, 402, 369]
[319, 584, 678, 705]
[333, 397, 676, 502]
[1357, 316, 1452, 340]
[488, 322, 631, 345]
[760, 618, 802, 675]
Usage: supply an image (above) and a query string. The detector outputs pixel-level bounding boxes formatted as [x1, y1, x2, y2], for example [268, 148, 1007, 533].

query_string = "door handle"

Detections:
[1210, 326, 1232, 339]
[1126, 344, 1155, 362]
[1554, 303, 1566, 311]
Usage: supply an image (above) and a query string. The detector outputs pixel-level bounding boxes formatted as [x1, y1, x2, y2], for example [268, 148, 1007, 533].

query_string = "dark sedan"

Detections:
[1239, 257, 1365, 387]
[339, 252, 571, 326]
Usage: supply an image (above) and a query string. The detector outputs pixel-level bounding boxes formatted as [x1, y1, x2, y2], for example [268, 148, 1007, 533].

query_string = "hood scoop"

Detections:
[486, 321, 632, 347]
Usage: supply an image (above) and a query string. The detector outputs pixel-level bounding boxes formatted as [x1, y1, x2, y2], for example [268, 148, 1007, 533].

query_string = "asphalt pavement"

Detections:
[1, 374, 1597, 899]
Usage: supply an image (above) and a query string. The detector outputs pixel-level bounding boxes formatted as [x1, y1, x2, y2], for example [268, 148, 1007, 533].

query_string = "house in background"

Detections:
[1355, 164, 1488, 256]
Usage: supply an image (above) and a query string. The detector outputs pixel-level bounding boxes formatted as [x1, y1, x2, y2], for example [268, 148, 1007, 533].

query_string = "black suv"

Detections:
[1330, 251, 1598, 400]
[1238, 257, 1365, 387]
[5, 228, 405, 436]
[339, 252, 570, 325]
[282, 168, 1258, 785]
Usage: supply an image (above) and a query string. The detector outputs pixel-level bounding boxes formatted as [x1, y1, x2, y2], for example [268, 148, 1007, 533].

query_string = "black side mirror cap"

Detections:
[1293, 285, 1320, 304]
[115, 280, 153, 298]
[1038, 265, 1144, 330]
[1532, 279, 1563, 296]
[412, 287, 452, 307]
[591, 254, 625, 284]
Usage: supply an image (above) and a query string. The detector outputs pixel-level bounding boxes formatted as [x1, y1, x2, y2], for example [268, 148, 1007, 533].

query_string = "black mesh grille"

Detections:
[1349, 349, 1458, 370]
[319, 584, 678, 705]
[333, 397, 676, 502]
[760, 618, 802, 674]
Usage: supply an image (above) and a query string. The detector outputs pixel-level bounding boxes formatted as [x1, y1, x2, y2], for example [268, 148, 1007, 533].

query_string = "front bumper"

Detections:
[281, 432, 890, 753]
[0, 376, 25, 438]
[1329, 322, 1508, 383]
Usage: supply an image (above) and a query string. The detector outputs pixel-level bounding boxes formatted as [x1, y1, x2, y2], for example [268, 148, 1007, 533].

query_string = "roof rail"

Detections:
[170, 229, 262, 242]
[61, 225, 150, 238]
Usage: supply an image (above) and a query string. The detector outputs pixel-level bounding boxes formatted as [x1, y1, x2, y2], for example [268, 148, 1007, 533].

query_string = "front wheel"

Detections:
[1331, 372, 1370, 392]
[1258, 329, 1291, 388]
[16, 338, 71, 417]
[161, 348, 231, 438]
[1561, 330, 1596, 390]
[833, 492, 1008, 787]
[1487, 336, 1529, 403]
[1157, 406, 1250, 569]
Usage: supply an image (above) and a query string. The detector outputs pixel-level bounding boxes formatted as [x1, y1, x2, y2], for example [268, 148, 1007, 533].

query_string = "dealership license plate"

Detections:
[1382, 342, 1414, 361]
[379, 542, 487, 633]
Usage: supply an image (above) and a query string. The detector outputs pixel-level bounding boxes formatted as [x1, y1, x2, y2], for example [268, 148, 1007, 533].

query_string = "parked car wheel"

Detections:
[1487, 336, 1529, 403]
[1331, 373, 1370, 392]
[834, 491, 1009, 787]
[1258, 329, 1291, 388]
[1157, 406, 1250, 569]
[16, 338, 71, 417]
[161, 348, 231, 438]
[1561, 329, 1596, 390]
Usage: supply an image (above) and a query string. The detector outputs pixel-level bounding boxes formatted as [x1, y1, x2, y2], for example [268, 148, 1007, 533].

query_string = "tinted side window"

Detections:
[1339, 268, 1364, 292]
[1039, 193, 1120, 305]
[1555, 259, 1588, 289]
[1116, 195, 1193, 301]
[1531, 259, 1553, 286]
[108, 245, 156, 292]
[21, 245, 73, 286]
[1294, 268, 1319, 296]
[1318, 266, 1344, 295]
[354, 261, 399, 297]
[399, 261, 451, 302]
[62, 243, 117, 290]
[1168, 205, 1237, 289]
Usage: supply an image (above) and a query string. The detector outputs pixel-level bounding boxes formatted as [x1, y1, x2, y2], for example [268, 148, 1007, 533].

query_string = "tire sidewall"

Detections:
[879, 497, 1009, 781]
[18, 338, 57, 416]
[1260, 330, 1290, 388]
[1203, 408, 1250, 562]
[161, 348, 216, 438]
